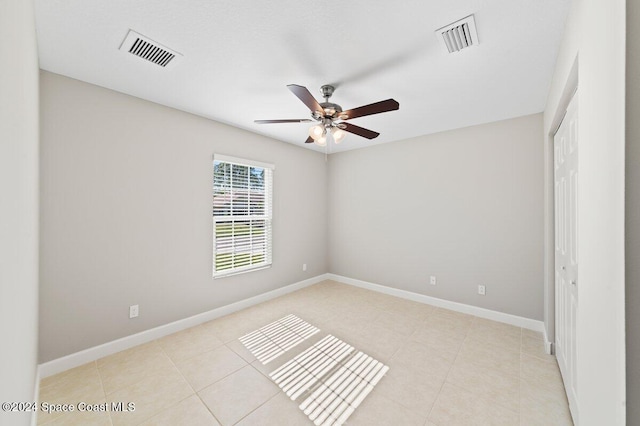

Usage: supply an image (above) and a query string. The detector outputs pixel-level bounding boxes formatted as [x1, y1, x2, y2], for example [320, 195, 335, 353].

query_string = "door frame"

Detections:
[543, 56, 578, 354]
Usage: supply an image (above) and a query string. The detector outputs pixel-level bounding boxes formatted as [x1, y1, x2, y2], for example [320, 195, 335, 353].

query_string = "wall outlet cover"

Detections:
[129, 304, 139, 318]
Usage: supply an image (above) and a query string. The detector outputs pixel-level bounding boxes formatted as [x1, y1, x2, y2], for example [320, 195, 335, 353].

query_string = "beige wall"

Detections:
[543, 0, 627, 423]
[0, 0, 40, 424]
[627, 0, 640, 421]
[39, 71, 328, 362]
[328, 114, 544, 320]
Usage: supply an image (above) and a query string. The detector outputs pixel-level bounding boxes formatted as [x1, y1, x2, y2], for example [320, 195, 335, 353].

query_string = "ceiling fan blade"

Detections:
[305, 136, 314, 144]
[340, 99, 399, 120]
[287, 84, 324, 114]
[340, 122, 380, 140]
[254, 119, 314, 124]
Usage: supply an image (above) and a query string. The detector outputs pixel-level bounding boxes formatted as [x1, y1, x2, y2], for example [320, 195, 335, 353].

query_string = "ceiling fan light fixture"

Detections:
[309, 124, 324, 140]
[332, 128, 346, 144]
[325, 129, 335, 145]
[256, 84, 398, 146]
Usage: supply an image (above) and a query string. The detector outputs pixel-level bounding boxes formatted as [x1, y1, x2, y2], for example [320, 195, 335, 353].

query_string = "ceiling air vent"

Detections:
[119, 30, 182, 68]
[436, 15, 479, 53]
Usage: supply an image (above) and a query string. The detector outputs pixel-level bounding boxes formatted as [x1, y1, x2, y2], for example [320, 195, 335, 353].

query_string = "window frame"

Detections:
[212, 154, 274, 279]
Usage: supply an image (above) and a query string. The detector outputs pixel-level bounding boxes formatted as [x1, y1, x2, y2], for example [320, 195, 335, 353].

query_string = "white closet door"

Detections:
[554, 90, 579, 422]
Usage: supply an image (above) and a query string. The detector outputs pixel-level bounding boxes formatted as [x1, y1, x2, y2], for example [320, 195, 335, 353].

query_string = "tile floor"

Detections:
[37, 280, 573, 425]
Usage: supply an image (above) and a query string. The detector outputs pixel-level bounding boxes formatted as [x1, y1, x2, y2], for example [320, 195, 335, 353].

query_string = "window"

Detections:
[213, 155, 273, 278]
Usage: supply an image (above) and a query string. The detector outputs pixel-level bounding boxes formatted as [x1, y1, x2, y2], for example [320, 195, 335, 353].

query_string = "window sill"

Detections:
[212, 264, 271, 279]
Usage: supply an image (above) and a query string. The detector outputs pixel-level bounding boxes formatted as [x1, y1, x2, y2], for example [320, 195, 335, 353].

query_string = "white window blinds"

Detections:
[213, 155, 273, 278]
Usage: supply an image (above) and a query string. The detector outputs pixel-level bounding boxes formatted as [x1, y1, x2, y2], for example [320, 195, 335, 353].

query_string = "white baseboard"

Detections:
[545, 339, 554, 355]
[38, 274, 329, 378]
[39, 272, 546, 378]
[327, 273, 545, 332]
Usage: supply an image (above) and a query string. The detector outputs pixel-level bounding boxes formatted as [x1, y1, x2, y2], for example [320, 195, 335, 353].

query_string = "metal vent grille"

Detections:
[436, 15, 479, 53]
[128, 38, 175, 67]
[119, 30, 182, 68]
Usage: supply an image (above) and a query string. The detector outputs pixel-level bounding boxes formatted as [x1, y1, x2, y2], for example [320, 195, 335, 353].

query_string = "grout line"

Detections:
[160, 341, 225, 425]
[42, 283, 568, 425]
[230, 391, 281, 425]
[93, 360, 114, 426]
[426, 326, 468, 421]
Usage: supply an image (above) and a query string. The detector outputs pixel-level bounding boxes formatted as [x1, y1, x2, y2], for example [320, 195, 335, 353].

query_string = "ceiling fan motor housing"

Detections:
[313, 85, 345, 121]
[313, 102, 343, 120]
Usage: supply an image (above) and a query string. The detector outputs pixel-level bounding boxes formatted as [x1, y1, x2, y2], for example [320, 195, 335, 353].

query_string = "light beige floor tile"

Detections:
[456, 338, 520, 377]
[40, 361, 100, 391]
[472, 317, 521, 333]
[229, 321, 325, 367]
[410, 324, 467, 356]
[96, 341, 159, 369]
[157, 325, 224, 363]
[289, 284, 335, 300]
[216, 314, 322, 363]
[467, 319, 522, 352]
[521, 335, 554, 360]
[374, 363, 442, 417]
[390, 341, 454, 382]
[198, 365, 279, 425]
[348, 323, 409, 362]
[284, 306, 334, 328]
[374, 311, 422, 337]
[225, 338, 259, 364]
[520, 379, 573, 425]
[201, 311, 270, 344]
[428, 382, 519, 426]
[98, 345, 176, 395]
[234, 393, 310, 426]
[328, 299, 383, 326]
[107, 367, 193, 426]
[314, 296, 356, 316]
[175, 345, 247, 391]
[255, 298, 295, 316]
[359, 291, 407, 312]
[38, 283, 575, 426]
[346, 391, 426, 426]
[248, 331, 328, 379]
[424, 311, 473, 336]
[434, 308, 476, 323]
[326, 287, 379, 306]
[139, 395, 220, 426]
[38, 362, 105, 425]
[446, 358, 520, 412]
[38, 400, 112, 426]
[324, 316, 372, 342]
[382, 298, 436, 320]
[248, 298, 297, 317]
[520, 353, 564, 392]
[522, 328, 544, 341]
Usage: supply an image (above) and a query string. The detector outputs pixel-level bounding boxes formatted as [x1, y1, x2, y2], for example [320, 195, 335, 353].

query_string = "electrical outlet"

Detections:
[129, 304, 139, 318]
[302, 263, 307, 272]
[430, 276, 437, 285]
[478, 285, 486, 296]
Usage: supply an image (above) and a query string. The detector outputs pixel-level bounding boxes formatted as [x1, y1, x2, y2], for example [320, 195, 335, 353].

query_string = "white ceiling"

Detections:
[35, 0, 570, 153]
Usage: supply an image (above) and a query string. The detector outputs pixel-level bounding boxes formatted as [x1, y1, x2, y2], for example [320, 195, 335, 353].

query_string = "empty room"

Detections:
[2, 0, 636, 425]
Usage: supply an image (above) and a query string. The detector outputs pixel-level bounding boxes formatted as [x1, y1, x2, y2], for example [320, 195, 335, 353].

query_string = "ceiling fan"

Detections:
[254, 84, 399, 146]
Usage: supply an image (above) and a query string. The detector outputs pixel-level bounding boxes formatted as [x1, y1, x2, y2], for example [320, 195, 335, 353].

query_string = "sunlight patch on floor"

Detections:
[238, 314, 319, 364]
[269, 334, 389, 426]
